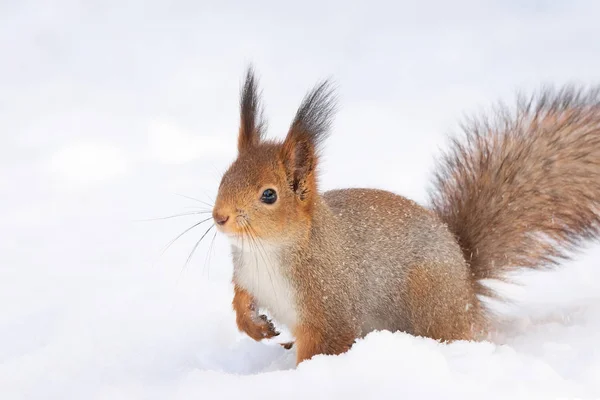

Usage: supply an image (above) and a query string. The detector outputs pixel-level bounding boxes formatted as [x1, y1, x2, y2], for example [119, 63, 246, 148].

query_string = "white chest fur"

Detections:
[230, 238, 298, 330]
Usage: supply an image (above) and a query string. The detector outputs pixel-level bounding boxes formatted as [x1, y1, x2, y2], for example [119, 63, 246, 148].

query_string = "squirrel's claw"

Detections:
[258, 314, 280, 338]
[236, 312, 280, 341]
[280, 341, 294, 350]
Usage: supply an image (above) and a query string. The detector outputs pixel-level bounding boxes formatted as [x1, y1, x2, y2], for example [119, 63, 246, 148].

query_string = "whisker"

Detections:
[182, 224, 216, 274]
[252, 227, 279, 305]
[248, 226, 261, 300]
[240, 223, 256, 295]
[208, 163, 223, 183]
[203, 229, 218, 279]
[174, 193, 214, 209]
[245, 221, 279, 305]
[160, 217, 213, 256]
[183, 205, 212, 212]
[254, 229, 278, 300]
[239, 231, 246, 278]
[241, 223, 260, 298]
[198, 189, 217, 207]
[134, 211, 212, 222]
[244, 225, 260, 299]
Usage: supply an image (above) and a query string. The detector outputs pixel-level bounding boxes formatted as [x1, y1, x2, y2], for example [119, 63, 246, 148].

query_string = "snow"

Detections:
[2, 1, 600, 399]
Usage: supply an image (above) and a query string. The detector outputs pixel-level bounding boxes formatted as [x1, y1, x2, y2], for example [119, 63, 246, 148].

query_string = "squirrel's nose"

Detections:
[213, 212, 230, 226]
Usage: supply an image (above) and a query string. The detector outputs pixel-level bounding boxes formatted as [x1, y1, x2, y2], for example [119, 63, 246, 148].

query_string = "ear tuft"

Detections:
[289, 80, 337, 150]
[281, 80, 337, 199]
[238, 66, 266, 152]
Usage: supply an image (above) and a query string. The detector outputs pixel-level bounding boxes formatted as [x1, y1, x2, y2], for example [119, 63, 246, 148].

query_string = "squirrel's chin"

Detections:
[223, 232, 249, 249]
[225, 232, 285, 253]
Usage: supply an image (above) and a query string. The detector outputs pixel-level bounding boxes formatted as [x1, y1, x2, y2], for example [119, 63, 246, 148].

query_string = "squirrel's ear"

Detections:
[238, 67, 266, 153]
[281, 80, 336, 199]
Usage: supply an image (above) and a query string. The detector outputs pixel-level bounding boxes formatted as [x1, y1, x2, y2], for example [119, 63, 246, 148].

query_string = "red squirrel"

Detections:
[211, 68, 600, 366]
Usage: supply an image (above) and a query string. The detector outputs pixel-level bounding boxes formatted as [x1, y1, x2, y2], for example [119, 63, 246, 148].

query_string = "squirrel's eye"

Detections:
[260, 188, 277, 204]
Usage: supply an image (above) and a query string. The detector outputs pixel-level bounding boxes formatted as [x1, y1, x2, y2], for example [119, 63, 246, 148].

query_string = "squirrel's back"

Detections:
[308, 188, 486, 339]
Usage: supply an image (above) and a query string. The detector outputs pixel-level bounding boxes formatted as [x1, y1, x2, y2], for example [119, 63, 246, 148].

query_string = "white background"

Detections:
[2, 1, 600, 399]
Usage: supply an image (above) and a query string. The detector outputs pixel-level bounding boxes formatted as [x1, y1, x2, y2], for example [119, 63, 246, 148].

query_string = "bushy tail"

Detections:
[429, 85, 600, 297]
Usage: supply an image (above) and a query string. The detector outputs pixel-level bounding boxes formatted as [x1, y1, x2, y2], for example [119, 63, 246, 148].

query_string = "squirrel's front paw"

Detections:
[255, 314, 281, 339]
[237, 313, 280, 341]
[232, 285, 280, 341]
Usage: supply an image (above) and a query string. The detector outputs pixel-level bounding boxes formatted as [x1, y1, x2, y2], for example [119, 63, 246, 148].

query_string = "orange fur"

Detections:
[212, 69, 600, 366]
[232, 284, 279, 341]
[294, 323, 353, 365]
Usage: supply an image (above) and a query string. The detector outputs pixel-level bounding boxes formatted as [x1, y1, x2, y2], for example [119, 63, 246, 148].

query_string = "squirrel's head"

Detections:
[212, 68, 336, 243]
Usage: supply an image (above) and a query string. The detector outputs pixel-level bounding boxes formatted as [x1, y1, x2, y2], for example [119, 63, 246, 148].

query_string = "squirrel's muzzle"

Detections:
[213, 211, 230, 226]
